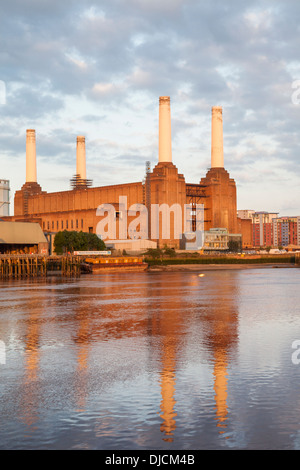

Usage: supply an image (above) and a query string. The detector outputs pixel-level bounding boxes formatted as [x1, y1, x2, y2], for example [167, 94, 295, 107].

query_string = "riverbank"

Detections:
[147, 263, 298, 272]
[1, 253, 299, 279]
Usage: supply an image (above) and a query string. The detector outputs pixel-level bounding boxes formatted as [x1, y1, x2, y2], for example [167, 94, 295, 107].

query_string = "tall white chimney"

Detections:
[26, 129, 37, 183]
[211, 106, 224, 168]
[158, 96, 172, 163]
[76, 136, 86, 180]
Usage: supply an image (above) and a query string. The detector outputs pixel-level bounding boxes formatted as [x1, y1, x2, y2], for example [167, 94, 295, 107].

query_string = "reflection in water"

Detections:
[16, 272, 238, 443]
[21, 299, 41, 430]
[1, 269, 299, 450]
[213, 350, 228, 432]
[73, 306, 90, 413]
[200, 272, 239, 434]
[153, 272, 239, 440]
[147, 278, 183, 443]
[159, 340, 177, 442]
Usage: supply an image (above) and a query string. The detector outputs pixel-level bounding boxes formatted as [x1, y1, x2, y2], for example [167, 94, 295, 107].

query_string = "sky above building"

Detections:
[1, 0, 300, 215]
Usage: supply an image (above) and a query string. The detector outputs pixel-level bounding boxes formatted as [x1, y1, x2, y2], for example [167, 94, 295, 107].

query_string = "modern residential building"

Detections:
[272, 216, 299, 247]
[237, 209, 255, 220]
[251, 212, 278, 247]
[237, 210, 300, 248]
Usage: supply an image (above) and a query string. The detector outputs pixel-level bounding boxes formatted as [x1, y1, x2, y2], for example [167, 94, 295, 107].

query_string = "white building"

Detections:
[237, 209, 255, 219]
[0, 180, 10, 217]
[203, 228, 229, 251]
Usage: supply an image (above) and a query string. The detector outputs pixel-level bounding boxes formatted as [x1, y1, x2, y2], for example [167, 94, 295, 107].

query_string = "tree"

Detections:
[54, 231, 106, 254]
[228, 240, 241, 253]
[145, 248, 163, 259]
[164, 246, 176, 256]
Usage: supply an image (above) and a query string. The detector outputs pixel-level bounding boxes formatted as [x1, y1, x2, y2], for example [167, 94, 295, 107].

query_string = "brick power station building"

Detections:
[6, 97, 241, 250]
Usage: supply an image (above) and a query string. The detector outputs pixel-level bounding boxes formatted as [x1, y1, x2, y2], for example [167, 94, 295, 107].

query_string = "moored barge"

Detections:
[81, 256, 148, 273]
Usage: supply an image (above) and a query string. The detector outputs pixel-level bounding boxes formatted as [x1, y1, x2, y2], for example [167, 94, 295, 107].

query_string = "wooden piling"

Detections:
[0, 255, 82, 279]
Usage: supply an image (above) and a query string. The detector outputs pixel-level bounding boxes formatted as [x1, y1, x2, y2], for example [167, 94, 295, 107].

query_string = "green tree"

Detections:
[54, 231, 106, 254]
[163, 246, 176, 256]
[145, 248, 163, 258]
[228, 240, 240, 252]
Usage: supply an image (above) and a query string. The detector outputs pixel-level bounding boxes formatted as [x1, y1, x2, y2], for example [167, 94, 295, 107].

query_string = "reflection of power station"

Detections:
[0, 179, 10, 216]
[159, 341, 177, 442]
[8, 98, 238, 248]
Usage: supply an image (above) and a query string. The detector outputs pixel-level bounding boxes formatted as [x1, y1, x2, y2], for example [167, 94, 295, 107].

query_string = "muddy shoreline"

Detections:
[147, 263, 298, 272]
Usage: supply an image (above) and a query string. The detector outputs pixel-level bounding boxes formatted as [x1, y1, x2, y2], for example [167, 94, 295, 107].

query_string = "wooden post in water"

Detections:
[0, 255, 81, 279]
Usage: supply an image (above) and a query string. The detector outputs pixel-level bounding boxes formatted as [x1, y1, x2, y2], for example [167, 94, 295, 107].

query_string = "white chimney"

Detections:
[76, 136, 87, 180]
[158, 96, 172, 163]
[26, 129, 37, 182]
[211, 106, 224, 168]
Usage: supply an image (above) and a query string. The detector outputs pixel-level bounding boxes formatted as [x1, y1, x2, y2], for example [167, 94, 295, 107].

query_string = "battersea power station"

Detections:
[9, 97, 242, 251]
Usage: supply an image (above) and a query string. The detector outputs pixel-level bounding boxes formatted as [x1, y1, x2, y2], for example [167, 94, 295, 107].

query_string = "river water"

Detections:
[0, 267, 300, 450]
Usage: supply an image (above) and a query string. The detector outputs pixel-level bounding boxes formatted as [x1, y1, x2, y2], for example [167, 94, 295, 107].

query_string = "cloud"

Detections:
[0, 0, 300, 215]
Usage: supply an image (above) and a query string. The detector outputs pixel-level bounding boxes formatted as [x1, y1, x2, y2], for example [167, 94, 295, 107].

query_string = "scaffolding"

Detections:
[70, 174, 93, 190]
[186, 183, 210, 230]
[143, 161, 151, 237]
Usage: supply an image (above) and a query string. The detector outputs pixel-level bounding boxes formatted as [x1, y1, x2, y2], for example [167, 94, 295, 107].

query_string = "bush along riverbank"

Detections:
[144, 255, 296, 266]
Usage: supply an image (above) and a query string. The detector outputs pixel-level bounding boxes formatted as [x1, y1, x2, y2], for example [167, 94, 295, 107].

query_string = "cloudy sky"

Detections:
[1, 0, 300, 215]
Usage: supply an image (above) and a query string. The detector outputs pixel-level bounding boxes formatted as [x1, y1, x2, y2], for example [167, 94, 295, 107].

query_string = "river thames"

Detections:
[0, 267, 300, 450]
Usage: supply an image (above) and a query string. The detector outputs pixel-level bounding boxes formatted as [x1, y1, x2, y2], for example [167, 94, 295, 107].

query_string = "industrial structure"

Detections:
[0, 179, 10, 217]
[4, 97, 241, 250]
[0, 221, 48, 254]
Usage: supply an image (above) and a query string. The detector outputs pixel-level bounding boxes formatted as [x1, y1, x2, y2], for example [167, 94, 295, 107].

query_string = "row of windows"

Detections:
[43, 219, 84, 231]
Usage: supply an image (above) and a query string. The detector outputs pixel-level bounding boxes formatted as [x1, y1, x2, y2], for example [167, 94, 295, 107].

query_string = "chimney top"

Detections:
[159, 96, 170, 103]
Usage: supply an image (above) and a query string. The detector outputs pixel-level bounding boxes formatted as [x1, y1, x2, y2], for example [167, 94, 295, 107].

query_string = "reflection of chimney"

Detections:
[26, 129, 37, 183]
[159, 96, 172, 163]
[76, 136, 86, 180]
[211, 106, 224, 168]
